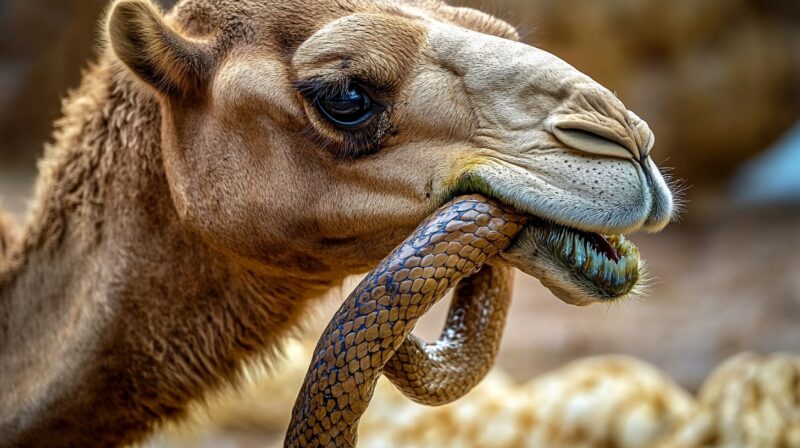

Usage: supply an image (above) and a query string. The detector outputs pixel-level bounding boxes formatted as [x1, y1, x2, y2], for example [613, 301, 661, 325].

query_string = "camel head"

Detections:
[107, 0, 673, 304]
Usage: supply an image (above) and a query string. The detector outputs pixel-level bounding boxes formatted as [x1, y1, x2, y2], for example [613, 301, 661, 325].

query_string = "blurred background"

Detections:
[1, 0, 799, 446]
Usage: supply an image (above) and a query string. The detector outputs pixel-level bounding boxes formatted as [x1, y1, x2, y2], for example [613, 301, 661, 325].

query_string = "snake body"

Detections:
[285, 195, 525, 447]
[382, 264, 513, 405]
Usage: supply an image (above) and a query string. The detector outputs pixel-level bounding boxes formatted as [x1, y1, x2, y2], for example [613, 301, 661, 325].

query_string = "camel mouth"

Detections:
[447, 168, 652, 304]
[521, 218, 641, 300]
[443, 190, 644, 304]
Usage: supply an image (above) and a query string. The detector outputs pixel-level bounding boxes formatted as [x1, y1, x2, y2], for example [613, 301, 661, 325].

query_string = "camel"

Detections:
[0, 0, 673, 446]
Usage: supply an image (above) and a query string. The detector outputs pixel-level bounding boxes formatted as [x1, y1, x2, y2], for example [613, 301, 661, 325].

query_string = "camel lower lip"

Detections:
[444, 188, 642, 299]
[527, 220, 641, 298]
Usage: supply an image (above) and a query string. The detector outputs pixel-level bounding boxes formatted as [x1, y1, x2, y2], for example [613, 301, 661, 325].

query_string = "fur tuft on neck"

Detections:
[0, 206, 15, 263]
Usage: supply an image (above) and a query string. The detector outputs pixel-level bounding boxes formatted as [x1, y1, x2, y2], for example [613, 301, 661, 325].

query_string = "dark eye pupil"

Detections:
[317, 87, 374, 128]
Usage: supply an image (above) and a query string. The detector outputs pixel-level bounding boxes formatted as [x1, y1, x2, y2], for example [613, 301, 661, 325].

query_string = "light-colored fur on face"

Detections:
[0, 0, 673, 445]
[110, 0, 672, 273]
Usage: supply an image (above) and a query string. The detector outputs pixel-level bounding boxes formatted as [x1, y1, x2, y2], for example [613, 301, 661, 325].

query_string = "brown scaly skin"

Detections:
[285, 195, 525, 447]
[383, 264, 513, 406]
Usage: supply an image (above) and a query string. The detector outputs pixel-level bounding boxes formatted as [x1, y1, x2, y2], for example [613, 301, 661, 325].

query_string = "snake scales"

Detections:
[285, 195, 527, 447]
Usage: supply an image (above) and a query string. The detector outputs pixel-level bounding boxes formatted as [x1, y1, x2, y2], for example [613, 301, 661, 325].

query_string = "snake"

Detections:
[285, 195, 527, 447]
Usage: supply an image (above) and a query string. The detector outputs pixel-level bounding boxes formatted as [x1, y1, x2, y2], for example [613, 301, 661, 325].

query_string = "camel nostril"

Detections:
[552, 124, 634, 160]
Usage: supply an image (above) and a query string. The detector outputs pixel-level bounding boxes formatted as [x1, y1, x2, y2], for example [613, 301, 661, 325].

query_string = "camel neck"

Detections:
[0, 59, 326, 447]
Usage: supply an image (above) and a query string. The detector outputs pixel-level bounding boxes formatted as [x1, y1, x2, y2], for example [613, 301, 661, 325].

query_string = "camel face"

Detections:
[108, 0, 673, 282]
[422, 22, 673, 235]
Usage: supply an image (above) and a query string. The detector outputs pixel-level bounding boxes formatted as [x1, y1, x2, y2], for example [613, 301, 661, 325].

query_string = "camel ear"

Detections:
[107, 0, 213, 96]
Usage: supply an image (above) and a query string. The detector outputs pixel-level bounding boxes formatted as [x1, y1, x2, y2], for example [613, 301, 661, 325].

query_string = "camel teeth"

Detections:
[583, 254, 592, 275]
[572, 239, 586, 266]
[603, 266, 613, 284]
[589, 252, 602, 277]
[528, 223, 642, 297]
[617, 258, 628, 276]
[563, 235, 575, 258]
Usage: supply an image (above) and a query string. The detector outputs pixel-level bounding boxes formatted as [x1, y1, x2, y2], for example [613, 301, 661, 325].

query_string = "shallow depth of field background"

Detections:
[1, 0, 799, 444]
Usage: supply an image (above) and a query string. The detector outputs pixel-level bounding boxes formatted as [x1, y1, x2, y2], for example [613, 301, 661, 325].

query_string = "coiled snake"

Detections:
[285, 195, 528, 447]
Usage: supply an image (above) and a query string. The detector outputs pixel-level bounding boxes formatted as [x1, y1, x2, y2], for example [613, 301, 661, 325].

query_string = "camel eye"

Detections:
[315, 86, 377, 129]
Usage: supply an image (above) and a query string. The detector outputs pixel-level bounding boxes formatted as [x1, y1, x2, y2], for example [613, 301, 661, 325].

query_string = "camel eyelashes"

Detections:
[294, 77, 393, 158]
[316, 86, 378, 129]
[297, 79, 385, 130]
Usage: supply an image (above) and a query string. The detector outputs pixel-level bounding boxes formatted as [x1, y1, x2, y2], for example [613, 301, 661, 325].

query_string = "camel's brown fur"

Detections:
[0, 3, 519, 446]
[0, 0, 673, 446]
[1, 62, 319, 447]
[0, 208, 14, 266]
